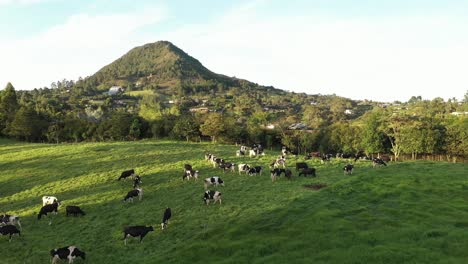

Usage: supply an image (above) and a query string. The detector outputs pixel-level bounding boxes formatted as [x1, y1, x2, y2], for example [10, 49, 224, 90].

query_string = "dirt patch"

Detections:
[304, 183, 327, 190]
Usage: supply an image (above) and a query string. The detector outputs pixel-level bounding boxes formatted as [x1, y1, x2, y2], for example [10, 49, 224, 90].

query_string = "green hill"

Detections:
[1, 139, 467, 263]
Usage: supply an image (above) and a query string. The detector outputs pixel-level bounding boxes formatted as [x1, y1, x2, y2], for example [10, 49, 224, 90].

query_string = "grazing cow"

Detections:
[204, 177, 224, 190]
[343, 164, 354, 175]
[124, 188, 143, 202]
[204, 153, 213, 161]
[183, 170, 199, 180]
[65, 206, 85, 217]
[0, 214, 21, 230]
[354, 152, 370, 162]
[321, 154, 333, 163]
[240, 145, 248, 152]
[212, 158, 225, 168]
[298, 168, 316, 177]
[0, 225, 20, 242]
[284, 169, 292, 180]
[270, 168, 286, 182]
[249, 149, 257, 157]
[42, 196, 60, 207]
[184, 164, 193, 171]
[248, 166, 263, 176]
[295, 162, 308, 171]
[238, 164, 250, 175]
[219, 162, 235, 173]
[236, 150, 245, 156]
[118, 169, 135, 180]
[38, 202, 59, 223]
[271, 157, 286, 168]
[372, 158, 387, 167]
[161, 207, 172, 230]
[203, 190, 222, 205]
[50, 246, 85, 264]
[133, 175, 142, 188]
[123, 226, 154, 245]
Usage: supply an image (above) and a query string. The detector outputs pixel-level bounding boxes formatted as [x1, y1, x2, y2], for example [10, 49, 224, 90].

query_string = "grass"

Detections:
[0, 138, 467, 263]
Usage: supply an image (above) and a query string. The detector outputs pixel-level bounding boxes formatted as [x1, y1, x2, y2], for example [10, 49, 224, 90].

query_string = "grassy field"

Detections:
[0, 138, 467, 264]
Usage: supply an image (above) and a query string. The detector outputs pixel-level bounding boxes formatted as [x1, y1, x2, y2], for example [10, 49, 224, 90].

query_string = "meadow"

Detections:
[0, 138, 467, 264]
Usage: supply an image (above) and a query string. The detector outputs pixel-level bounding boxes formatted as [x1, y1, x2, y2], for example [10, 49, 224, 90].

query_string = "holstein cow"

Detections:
[238, 164, 250, 175]
[50, 246, 85, 264]
[284, 169, 292, 180]
[161, 207, 172, 230]
[133, 175, 142, 188]
[270, 168, 285, 182]
[236, 150, 245, 156]
[183, 170, 199, 181]
[118, 169, 135, 181]
[38, 202, 59, 225]
[219, 162, 235, 173]
[343, 164, 354, 175]
[295, 162, 308, 171]
[203, 190, 222, 205]
[248, 166, 263, 176]
[298, 168, 316, 177]
[42, 196, 60, 207]
[204, 153, 213, 161]
[65, 206, 85, 217]
[271, 157, 286, 169]
[372, 158, 387, 167]
[0, 225, 20, 242]
[0, 214, 21, 230]
[123, 226, 154, 245]
[204, 177, 224, 190]
[184, 164, 193, 171]
[123, 188, 143, 202]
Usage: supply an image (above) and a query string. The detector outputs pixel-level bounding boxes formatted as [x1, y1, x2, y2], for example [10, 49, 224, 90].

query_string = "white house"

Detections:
[108, 86, 123, 96]
[344, 109, 353, 115]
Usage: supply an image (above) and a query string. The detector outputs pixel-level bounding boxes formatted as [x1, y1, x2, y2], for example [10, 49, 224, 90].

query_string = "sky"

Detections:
[0, 0, 467, 102]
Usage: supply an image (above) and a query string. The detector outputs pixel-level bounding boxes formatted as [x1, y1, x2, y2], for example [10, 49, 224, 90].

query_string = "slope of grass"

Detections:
[0, 139, 467, 263]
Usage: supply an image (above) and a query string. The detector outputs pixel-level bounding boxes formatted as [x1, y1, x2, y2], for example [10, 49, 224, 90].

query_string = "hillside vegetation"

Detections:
[1, 139, 467, 263]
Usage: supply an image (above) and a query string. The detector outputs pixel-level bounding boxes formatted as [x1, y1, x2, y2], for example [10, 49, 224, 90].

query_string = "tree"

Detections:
[200, 113, 224, 142]
[0, 82, 19, 134]
[171, 115, 199, 142]
[8, 106, 46, 141]
[444, 117, 468, 162]
[360, 110, 385, 157]
[128, 118, 142, 140]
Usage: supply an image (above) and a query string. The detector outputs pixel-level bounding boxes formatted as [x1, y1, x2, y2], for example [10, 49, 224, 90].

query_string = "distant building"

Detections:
[189, 107, 209, 113]
[451, 111, 468, 116]
[288, 123, 308, 130]
[266, 124, 276, 129]
[108, 86, 123, 96]
[344, 109, 353, 115]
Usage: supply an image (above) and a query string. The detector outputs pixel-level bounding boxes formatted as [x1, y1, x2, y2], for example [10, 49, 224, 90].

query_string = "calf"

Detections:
[219, 162, 235, 173]
[372, 158, 387, 167]
[50, 246, 86, 264]
[248, 166, 263, 176]
[0, 225, 20, 242]
[65, 206, 85, 217]
[118, 169, 135, 180]
[204, 177, 224, 190]
[123, 188, 143, 202]
[295, 162, 308, 171]
[298, 168, 316, 177]
[38, 202, 59, 224]
[203, 190, 222, 205]
[133, 175, 142, 188]
[161, 207, 172, 230]
[238, 164, 250, 175]
[0, 214, 21, 230]
[183, 170, 199, 180]
[123, 226, 154, 245]
[343, 164, 354, 175]
[42, 196, 60, 207]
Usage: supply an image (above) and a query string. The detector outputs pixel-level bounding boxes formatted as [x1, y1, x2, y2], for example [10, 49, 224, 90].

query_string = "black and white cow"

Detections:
[38, 202, 59, 225]
[183, 170, 199, 180]
[238, 164, 250, 175]
[271, 157, 286, 168]
[123, 188, 143, 202]
[284, 169, 292, 180]
[123, 226, 154, 245]
[0, 225, 20, 242]
[204, 177, 224, 189]
[219, 162, 235, 173]
[298, 168, 316, 177]
[184, 164, 193, 171]
[270, 168, 285, 182]
[65, 206, 85, 217]
[118, 169, 135, 180]
[0, 214, 21, 230]
[205, 153, 213, 161]
[321, 154, 333, 163]
[295, 162, 308, 171]
[372, 158, 387, 167]
[133, 175, 142, 188]
[161, 207, 172, 230]
[203, 190, 222, 205]
[343, 164, 354, 175]
[236, 150, 245, 156]
[50, 246, 85, 264]
[42, 196, 60, 207]
[248, 166, 263, 176]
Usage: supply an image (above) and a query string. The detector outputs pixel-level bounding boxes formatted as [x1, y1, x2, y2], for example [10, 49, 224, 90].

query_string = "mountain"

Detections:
[88, 41, 276, 94]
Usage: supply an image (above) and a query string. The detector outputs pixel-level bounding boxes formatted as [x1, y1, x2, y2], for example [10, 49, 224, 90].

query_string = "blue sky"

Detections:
[1, 0, 467, 102]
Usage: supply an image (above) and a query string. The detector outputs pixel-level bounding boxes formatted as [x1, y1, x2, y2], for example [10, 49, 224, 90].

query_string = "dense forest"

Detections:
[0, 41, 467, 161]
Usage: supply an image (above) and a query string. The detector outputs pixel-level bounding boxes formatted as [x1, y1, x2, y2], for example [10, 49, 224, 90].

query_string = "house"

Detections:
[344, 109, 353, 115]
[288, 123, 308, 130]
[451, 111, 468, 116]
[189, 107, 209, 113]
[266, 124, 276, 129]
[108, 86, 123, 96]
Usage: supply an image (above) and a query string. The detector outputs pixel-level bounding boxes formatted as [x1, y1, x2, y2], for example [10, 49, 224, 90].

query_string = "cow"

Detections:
[298, 168, 316, 177]
[248, 166, 263, 176]
[0, 225, 20, 242]
[212, 157, 224, 168]
[249, 149, 257, 157]
[0, 214, 21, 230]
[284, 169, 292, 180]
[124, 188, 143, 202]
[305, 151, 321, 160]
[240, 145, 248, 152]
[123, 226, 154, 245]
[161, 207, 171, 230]
[204, 153, 213, 161]
[118, 169, 135, 180]
[238, 164, 250, 175]
[270, 168, 285, 182]
[65, 206, 85, 217]
[219, 162, 235, 173]
[372, 158, 387, 167]
[271, 157, 286, 168]
[42, 196, 60, 207]
[38, 202, 59, 225]
[203, 190, 222, 205]
[295, 162, 308, 171]
[204, 177, 224, 190]
[354, 152, 370, 162]
[133, 175, 142, 188]
[343, 164, 354, 175]
[183, 170, 199, 180]
[321, 154, 333, 163]
[282, 146, 298, 156]
[236, 150, 245, 156]
[50, 246, 86, 264]
[184, 164, 193, 171]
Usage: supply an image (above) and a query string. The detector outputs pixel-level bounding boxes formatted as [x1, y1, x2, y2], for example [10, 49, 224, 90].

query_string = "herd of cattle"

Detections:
[0, 144, 388, 263]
